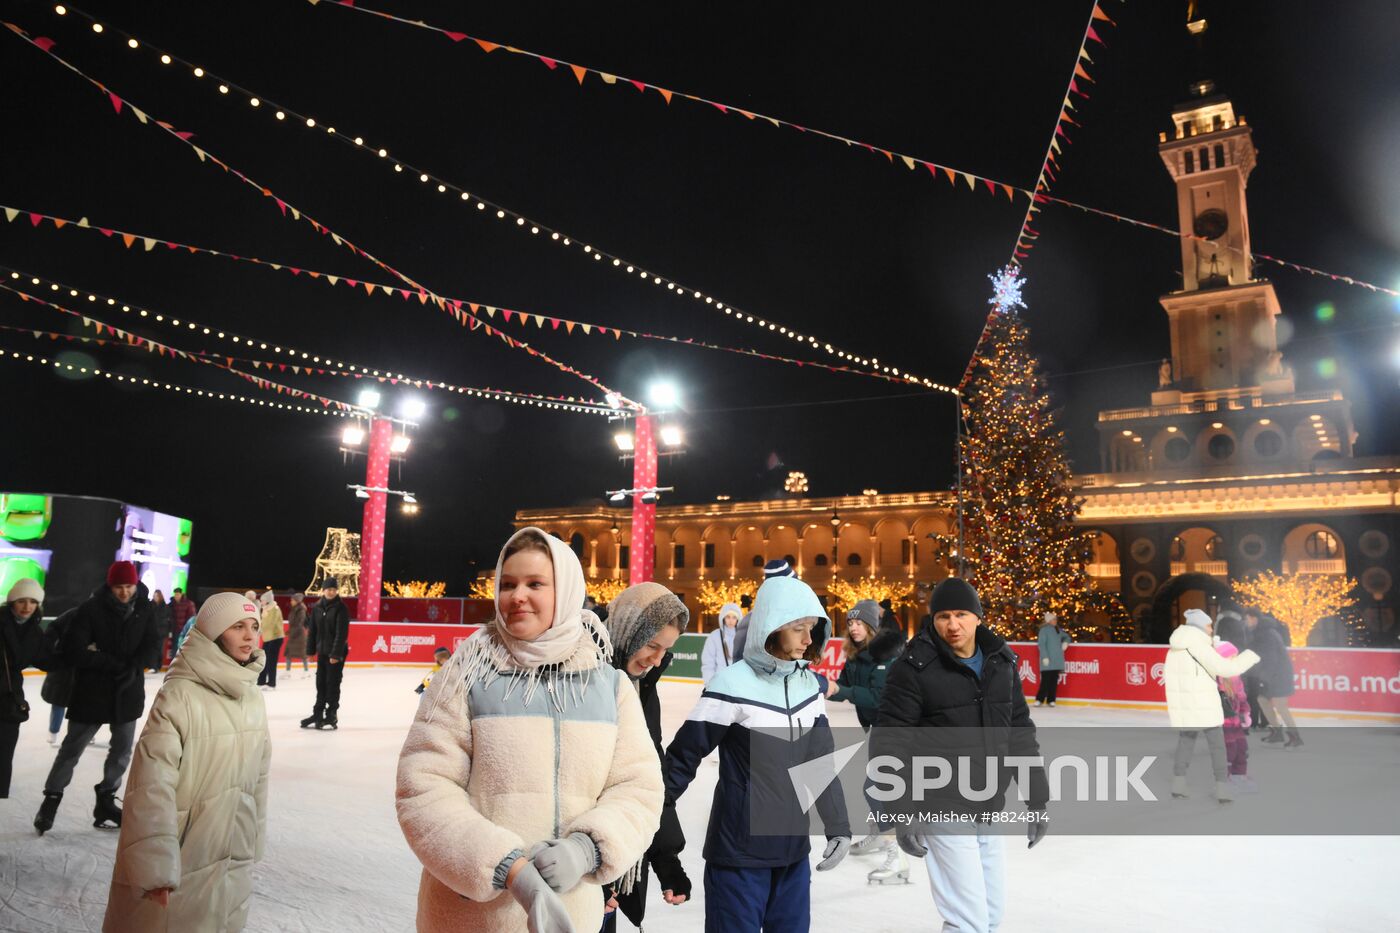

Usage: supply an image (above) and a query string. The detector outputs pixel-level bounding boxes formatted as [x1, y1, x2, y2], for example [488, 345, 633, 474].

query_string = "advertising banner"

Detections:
[347, 622, 481, 663]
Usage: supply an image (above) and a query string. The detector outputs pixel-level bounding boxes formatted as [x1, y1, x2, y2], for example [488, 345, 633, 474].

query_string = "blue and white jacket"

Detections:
[663, 577, 850, 868]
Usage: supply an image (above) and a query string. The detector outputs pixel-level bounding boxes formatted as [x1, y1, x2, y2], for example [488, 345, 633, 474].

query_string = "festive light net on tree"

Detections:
[1234, 570, 1360, 645]
[307, 527, 361, 597]
[938, 268, 1131, 641]
[383, 580, 447, 598]
[825, 577, 917, 618]
[696, 579, 758, 617]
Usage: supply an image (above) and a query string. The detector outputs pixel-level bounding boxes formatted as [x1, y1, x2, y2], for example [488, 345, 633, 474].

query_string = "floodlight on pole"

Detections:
[390, 435, 411, 454]
[342, 425, 365, 446]
[609, 491, 628, 503]
[613, 431, 635, 452]
[659, 424, 684, 447]
[400, 397, 427, 420]
[647, 380, 680, 410]
[358, 388, 381, 410]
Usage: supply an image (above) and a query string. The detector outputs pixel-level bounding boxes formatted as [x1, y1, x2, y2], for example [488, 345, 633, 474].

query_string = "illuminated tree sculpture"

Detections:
[825, 577, 916, 618]
[696, 579, 758, 617]
[384, 580, 448, 598]
[587, 578, 629, 607]
[1234, 570, 1360, 645]
[939, 267, 1116, 640]
[308, 527, 361, 596]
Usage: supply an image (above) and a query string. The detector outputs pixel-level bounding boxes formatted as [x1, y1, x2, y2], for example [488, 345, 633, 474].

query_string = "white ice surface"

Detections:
[1, 667, 1395, 932]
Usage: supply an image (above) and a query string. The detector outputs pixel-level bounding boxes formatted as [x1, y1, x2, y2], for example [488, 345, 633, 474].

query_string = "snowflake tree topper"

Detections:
[988, 265, 1026, 314]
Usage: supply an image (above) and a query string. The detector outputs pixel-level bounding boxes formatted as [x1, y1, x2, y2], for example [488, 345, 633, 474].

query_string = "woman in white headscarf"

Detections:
[396, 528, 663, 933]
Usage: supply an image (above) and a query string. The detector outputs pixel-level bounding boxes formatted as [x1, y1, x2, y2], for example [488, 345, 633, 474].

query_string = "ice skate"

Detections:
[1284, 729, 1304, 749]
[300, 712, 322, 729]
[1262, 726, 1285, 744]
[867, 842, 911, 885]
[1034, 700, 1043, 707]
[318, 714, 338, 731]
[1047, 701, 1056, 707]
[1229, 774, 1258, 794]
[1171, 775, 1190, 799]
[33, 792, 61, 835]
[46, 731, 59, 746]
[1215, 781, 1234, 804]
[850, 835, 887, 857]
[93, 789, 123, 828]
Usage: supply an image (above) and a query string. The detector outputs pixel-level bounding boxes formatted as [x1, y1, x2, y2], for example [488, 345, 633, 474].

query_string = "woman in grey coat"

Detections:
[1034, 612, 1071, 707]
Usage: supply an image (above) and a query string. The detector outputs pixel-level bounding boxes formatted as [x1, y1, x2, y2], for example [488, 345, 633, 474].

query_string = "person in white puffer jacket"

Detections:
[102, 593, 271, 933]
[1163, 609, 1259, 804]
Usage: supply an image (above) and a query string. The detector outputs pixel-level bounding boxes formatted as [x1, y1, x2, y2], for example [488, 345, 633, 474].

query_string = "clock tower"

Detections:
[1155, 17, 1293, 397]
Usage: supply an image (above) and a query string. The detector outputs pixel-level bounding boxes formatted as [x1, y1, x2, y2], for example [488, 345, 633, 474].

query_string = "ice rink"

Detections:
[1, 666, 1396, 932]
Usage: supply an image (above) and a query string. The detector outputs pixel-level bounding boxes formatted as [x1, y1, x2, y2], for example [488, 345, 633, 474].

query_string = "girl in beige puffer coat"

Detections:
[397, 527, 663, 933]
[103, 593, 271, 933]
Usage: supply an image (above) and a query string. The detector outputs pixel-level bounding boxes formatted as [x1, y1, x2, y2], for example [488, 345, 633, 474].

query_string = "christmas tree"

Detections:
[942, 267, 1130, 641]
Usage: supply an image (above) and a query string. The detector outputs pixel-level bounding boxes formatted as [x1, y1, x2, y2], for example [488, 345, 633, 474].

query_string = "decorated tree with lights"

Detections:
[825, 577, 917, 619]
[696, 579, 758, 617]
[1234, 570, 1359, 645]
[941, 267, 1130, 640]
[384, 580, 448, 598]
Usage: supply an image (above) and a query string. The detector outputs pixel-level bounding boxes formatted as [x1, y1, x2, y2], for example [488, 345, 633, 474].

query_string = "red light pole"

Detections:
[357, 416, 393, 623]
[629, 414, 658, 584]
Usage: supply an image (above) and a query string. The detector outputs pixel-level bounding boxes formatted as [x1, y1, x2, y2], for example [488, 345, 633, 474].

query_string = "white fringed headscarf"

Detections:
[427, 527, 610, 721]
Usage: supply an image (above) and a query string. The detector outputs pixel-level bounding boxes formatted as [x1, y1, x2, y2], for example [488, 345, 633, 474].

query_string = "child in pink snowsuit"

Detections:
[1217, 641, 1253, 791]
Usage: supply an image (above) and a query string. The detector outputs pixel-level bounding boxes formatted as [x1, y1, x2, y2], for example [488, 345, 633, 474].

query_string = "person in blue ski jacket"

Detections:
[663, 575, 851, 933]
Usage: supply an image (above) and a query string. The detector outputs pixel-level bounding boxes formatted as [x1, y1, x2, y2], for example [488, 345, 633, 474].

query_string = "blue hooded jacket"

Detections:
[663, 577, 850, 868]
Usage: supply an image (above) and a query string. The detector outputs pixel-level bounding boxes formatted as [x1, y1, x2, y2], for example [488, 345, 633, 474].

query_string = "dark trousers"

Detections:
[1035, 670, 1062, 703]
[0, 720, 19, 797]
[703, 859, 810, 933]
[44, 719, 137, 796]
[314, 656, 345, 716]
[257, 639, 284, 687]
[1245, 676, 1266, 730]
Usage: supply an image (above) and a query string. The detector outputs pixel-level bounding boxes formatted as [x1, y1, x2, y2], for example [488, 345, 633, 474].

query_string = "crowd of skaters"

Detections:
[0, 537, 1312, 933]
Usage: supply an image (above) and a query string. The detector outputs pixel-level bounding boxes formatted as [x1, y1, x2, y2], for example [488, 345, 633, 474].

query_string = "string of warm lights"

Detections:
[0, 270, 621, 415]
[30, 4, 946, 387]
[0, 219, 956, 393]
[7, 17, 639, 407]
[0, 337, 348, 417]
[0, 280, 362, 409]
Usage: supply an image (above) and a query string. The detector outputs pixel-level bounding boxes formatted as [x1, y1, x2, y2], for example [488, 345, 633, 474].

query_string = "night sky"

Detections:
[3, 0, 1397, 592]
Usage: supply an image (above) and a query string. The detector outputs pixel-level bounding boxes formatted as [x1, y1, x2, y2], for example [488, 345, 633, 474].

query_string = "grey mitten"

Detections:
[508, 861, 577, 933]
[815, 836, 850, 871]
[896, 825, 927, 858]
[531, 832, 599, 894]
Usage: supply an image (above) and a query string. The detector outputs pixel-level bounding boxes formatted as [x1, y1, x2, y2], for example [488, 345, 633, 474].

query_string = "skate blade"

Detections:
[867, 873, 912, 885]
[93, 821, 120, 829]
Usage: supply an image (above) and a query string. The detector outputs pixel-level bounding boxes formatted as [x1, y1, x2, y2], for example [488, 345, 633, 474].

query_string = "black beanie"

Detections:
[929, 578, 983, 619]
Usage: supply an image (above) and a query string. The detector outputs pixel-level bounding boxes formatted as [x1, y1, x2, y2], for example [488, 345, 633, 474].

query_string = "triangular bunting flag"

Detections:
[444, 31, 467, 42]
[902, 155, 916, 170]
[108, 93, 123, 115]
[657, 88, 673, 104]
[143, 238, 157, 251]
[474, 38, 499, 53]
[3, 208, 17, 222]
[942, 166, 957, 184]
[363, 282, 375, 296]
[600, 72, 617, 84]
[570, 64, 587, 84]
[963, 173, 976, 190]
[565, 321, 575, 334]
[1092, 4, 1115, 24]
[132, 107, 148, 124]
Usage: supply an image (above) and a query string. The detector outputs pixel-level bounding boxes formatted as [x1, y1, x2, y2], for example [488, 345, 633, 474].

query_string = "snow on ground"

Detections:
[1, 666, 1395, 932]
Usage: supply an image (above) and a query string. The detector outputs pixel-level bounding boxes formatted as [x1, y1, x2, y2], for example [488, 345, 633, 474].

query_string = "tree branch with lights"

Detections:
[696, 579, 758, 617]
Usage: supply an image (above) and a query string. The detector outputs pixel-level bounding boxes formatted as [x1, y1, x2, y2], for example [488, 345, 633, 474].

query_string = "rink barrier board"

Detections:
[308, 625, 1400, 718]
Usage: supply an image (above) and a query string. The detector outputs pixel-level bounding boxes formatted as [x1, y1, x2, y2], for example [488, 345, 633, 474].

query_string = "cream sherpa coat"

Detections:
[396, 528, 663, 932]
[103, 629, 270, 933]
[1164, 623, 1259, 729]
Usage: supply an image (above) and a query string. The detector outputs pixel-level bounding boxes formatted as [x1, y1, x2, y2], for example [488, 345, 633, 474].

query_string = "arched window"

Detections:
[1184, 150, 1195, 174]
[1199, 146, 1210, 169]
[751, 555, 765, 568]
[1205, 535, 1225, 560]
[847, 553, 862, 566]
[784, 554, 797, 567]
[569, 533, 584, 559]
[1305, 530, 1340, 559]
[1213, 143, 1226, 168]
[814, 554, 829, 567]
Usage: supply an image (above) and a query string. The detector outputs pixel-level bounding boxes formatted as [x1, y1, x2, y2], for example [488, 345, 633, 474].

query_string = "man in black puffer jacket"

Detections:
[874, 578, 1048, 933]
[34, 561, 157, 834]
[302, 578, 351, 730]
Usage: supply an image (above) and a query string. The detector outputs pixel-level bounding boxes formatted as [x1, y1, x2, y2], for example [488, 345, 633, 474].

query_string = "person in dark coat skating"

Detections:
[301, 578, 351, 730]
[601, 582, 693, 931]
[1, 578, 46, 798]
[34, 561, 158, 834]
[873, 578, 1049, 933]
[1244, 607, 1301, 747]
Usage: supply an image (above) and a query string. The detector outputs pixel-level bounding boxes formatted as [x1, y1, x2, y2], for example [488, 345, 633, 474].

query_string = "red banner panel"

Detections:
[347, 622, 481, 663]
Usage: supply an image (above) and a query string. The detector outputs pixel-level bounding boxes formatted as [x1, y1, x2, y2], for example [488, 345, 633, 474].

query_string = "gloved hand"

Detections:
[1027, 812, 1049, 849]
[896, 826, 927, 858]
[529, 833, 599, 893]
[815, 835, 850, 871]
[508, 861, 577, 933]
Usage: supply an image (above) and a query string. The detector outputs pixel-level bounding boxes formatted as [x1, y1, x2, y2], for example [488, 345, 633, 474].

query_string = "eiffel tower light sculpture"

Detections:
[308, 527, 362, 596]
